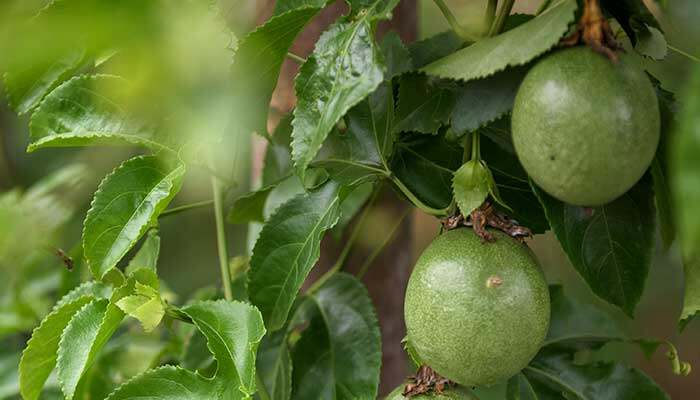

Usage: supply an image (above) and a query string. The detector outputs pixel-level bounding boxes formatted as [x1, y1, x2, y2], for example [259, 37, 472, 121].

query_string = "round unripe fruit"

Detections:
[385, 385, 479, 400]
[404, 229, 550, 387]
[511, 47, 660, 206]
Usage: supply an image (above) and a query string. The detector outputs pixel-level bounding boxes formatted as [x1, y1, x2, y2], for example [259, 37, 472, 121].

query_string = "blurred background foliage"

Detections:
[0, 0, 697, 398]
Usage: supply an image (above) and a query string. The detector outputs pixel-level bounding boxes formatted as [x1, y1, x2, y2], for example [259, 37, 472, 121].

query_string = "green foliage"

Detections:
[453, 160, 493, 216]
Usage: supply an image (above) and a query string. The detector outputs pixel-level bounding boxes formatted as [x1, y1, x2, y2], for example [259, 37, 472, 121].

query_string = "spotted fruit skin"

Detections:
[512, 47, 660, 206]
[404, 229, 550, 387]
[385, 385, 479, 400]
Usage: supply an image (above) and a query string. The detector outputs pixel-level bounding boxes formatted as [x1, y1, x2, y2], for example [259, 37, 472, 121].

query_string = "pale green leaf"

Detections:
[115, 282, 164, 332]
[453, 160, 491, 216]
[28, 74, 168, 152]
[422, 0, 577, 82]
[290, 273, 381, 400]
[182, 300, 266, 397]
[82, 155, 185, 280]
[249, 182, 342, 331]
[19, 281, 109, 400]
[105, 366, 218, 400]
[3, 49, 86, 115]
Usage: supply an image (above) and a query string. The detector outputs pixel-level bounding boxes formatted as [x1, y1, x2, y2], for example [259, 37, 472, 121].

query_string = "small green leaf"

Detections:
[290, 273, 381, 400]
[105, 365, 218, 400]
[83, 155, 185, 280]
[291, 8, 391, 179]
[125, 229, 160, 274]
[635, 26, 668, 60]
[453, 160, 491, 216]
[393, 74, 456, 134]
[115, 282, 164, 332]
[28, 75, 167, 152]
[533, 174, 656, 317]
[232, 4, 326, 138]
[182, 300, 266, 397]
[19, 281, 109, 400]
[451, 67, 527, 134]
[249, 182, 343, 331]
[3, 49, 86, 115]
[229, 185, 278, 224]
[257, 330, 293, 400]
[422, 0, 577, 82]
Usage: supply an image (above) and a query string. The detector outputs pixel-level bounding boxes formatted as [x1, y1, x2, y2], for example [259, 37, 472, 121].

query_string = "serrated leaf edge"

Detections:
[104, 364, 219, 400]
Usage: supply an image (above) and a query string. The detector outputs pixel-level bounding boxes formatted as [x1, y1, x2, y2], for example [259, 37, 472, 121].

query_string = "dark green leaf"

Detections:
[3, 49, 86, 115]
[229, 185, 277, 224]
[290, 273, 381, 400]
[257, 330, 293, 400]
[380, 31, 412, 79]
[601, 0, 665, 59]
[451, 67, 527, 134]
[105, 366, 218, 400]
[506, 373, 545, 400]
[533, 175, 656, 316]
[28, 75, 166, 152]
[480, 131, 549, 234]
[672, 68, 700, 325]
[524, 350, 669, 400]
[291, 11, 390, 179]
[408, 31, 463, 69]
[422, 0, 577, 82]
[391, 133, 462, 210]
[232, 4, 325, 138]
[453, 160, 491, 216]
[394, 74, 456, 134]
[83, 155, 185, 280]
[264, 115, 294, 186]
[182, 300, 266, 398]
[249, 182, 343, 331]
[19, 281, 109, 400]
[333, 182, 374, 239]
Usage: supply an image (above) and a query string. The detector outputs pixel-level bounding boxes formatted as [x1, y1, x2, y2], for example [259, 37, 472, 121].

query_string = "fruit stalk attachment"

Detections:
[560, 0, 622, 61]
[403, 365, 455, 398]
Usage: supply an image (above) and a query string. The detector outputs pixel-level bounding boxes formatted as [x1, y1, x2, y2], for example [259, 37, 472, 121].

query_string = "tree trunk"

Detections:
[256, 0, 417, 395]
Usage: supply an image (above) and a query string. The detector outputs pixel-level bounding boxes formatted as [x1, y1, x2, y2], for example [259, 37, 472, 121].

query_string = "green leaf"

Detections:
[257, 330, 293, 400]
[290, 273, 381, 400]
[28, 74, 166, 152]
[451, 67, 528, 134]
[533, 174, 656, 317]
[408, 31, 463, 69]
[105, 365, 218, 400]
[115, 282, 165, 332]
[249, 182, 343, 331]
[56, 300, 121, 399]
[3, 49, 86, 115]
[229, 185, 278, 224]
[524, 350, 669, 400]
[506, 373, 541, 400]
[182, 300, 266, 397]
[264, 115, 295, 186]
[291, 7, 392, 179]
[332, 182, 374, 239]
[19, 281, 109, 400]
[380, 31, 412, 79]
[391, 133, 463, 210]
[83, 155, 185, 280]
[453, 160, 491, 216]
[125, 229, 160, 274]
[673, 68, 700, 325]
[634, 26, 668, 60]
[600, 0, 665, 58]
[393, 74, 456, 134]
[422, 0, 577, 82]
[232, 4, 325, 138]
[313, 84, 393, 185]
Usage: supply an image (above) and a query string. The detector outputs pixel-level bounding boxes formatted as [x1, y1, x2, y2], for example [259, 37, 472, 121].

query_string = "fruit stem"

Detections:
[471, 131, 481, 161]
[211, 174, 233, 301]
[357, 207, 411, 279]
[488, 0, 515, 36]
[391, 175, 451, 216]
[485, 0, 498, 30]
[432, 0, 481, 43]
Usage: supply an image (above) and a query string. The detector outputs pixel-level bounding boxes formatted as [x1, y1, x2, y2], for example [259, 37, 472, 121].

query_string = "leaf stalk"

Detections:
[211, 175, 234, 301]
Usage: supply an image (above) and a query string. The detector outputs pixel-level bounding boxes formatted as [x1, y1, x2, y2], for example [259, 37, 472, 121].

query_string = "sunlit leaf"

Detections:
[105, 366, 218, 400]
[82, 155, 185, 280]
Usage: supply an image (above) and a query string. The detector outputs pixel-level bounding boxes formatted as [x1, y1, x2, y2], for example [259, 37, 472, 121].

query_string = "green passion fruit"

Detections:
[404, 229, 549, 387]
[385, 385, 479, 400]
[511, 47, 660, 206]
